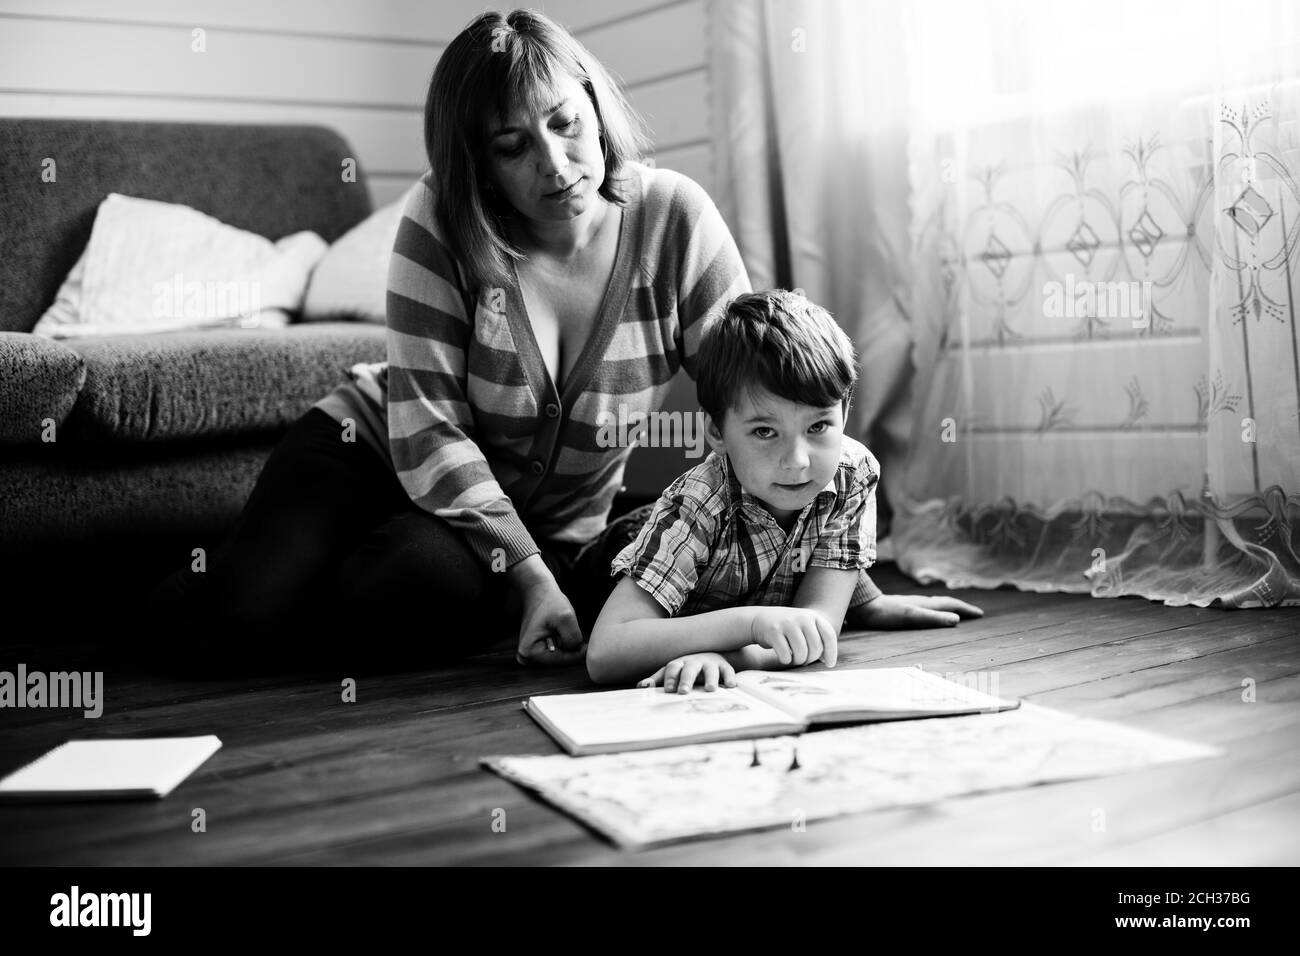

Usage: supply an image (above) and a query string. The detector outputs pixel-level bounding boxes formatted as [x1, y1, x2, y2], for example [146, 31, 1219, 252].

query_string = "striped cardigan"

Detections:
[315, 162, 750, 567]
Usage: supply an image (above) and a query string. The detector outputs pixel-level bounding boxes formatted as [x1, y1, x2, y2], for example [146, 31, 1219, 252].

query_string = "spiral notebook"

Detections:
[0, 736, 222, 801]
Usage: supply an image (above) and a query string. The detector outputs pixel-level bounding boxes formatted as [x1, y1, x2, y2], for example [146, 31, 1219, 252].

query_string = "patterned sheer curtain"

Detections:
[709, 0, 1300, 607]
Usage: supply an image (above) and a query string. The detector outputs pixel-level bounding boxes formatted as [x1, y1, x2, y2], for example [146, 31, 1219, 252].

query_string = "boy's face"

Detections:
[705, 385, 845, 527]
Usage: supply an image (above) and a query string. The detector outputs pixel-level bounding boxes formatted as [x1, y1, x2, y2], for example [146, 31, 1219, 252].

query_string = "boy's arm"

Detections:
[587, 577, 764, 685]
[587, 574, 846, 684]
[731, 448, 877, 673]
[795, 565, 859, 632]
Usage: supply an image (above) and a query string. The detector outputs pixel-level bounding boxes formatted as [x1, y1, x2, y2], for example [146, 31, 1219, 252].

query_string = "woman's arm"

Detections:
[384, 183, 582, 663]
[668, 172, 753, 380]
[385, 184, 539, 567]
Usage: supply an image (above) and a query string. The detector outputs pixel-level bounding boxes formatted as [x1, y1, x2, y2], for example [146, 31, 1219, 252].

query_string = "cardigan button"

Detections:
[530, 459, 545, 476]
[544, 402, 560, 418]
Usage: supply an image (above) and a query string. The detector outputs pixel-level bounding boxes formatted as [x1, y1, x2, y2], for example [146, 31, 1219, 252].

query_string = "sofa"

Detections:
[0, 119, 388, 587]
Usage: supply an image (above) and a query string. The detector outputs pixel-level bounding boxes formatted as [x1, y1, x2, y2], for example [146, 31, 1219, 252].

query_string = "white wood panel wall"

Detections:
[0, 0, 714, 208]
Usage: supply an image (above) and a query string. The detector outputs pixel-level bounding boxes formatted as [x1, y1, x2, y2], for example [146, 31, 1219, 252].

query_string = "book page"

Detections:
[527, 686, 804, 752]
[734, 667, 1017, 724]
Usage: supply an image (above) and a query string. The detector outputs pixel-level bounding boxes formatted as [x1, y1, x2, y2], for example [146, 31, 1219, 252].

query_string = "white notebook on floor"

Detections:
[0, 736, 222, 800]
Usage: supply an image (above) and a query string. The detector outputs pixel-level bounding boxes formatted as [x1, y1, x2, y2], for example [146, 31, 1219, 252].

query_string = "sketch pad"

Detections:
[0, 736, 222, 801]
[485, 705, 1221, 849]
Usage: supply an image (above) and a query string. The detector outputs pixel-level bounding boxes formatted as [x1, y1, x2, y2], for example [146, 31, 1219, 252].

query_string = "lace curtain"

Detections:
[708, 0, 1300, 607]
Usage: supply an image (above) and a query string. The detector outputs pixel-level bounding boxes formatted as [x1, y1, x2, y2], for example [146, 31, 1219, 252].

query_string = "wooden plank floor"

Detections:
[1, 562, 1297, 866]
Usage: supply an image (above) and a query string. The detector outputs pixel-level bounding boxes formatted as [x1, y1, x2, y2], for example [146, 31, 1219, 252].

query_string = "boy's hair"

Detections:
[696, 290, 859, 424]
[424, 9, 651, 290]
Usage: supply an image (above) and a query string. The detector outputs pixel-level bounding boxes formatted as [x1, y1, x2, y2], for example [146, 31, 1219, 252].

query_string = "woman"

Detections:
[148, 10, 978, 675]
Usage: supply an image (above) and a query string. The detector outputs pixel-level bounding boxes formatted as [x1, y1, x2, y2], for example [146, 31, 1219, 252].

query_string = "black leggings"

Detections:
[145, 408, 623, 675]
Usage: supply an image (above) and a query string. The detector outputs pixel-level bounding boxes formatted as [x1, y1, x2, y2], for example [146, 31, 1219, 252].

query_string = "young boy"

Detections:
[586, 289, 880, 691]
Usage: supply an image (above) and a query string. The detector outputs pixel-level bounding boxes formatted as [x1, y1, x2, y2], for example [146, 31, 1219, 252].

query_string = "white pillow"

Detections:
[34, 193, 327, 338]
[301, 184, 419, 322]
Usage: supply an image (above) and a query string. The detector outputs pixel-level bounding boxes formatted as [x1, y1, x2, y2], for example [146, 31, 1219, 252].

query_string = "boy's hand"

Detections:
[638, 653, 738, 693]
[749, 607, 838, 667]
[848, 594, 984, 630]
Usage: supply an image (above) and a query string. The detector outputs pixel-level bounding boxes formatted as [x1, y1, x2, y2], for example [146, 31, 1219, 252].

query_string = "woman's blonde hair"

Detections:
[424, 9, 651, 290]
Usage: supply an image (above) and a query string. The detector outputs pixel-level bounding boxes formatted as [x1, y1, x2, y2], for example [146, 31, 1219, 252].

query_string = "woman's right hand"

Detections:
[509, 555, 586, 666]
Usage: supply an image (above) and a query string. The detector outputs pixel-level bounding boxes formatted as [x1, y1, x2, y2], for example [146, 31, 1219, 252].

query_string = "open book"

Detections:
[525, 667, 1020, 756]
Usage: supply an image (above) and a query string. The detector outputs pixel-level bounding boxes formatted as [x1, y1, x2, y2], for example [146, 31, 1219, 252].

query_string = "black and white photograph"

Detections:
[0, 0, 1296, 909]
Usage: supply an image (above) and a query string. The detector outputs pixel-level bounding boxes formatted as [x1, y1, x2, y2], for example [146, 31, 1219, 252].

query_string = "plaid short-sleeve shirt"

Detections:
[610, 436, 880, 616]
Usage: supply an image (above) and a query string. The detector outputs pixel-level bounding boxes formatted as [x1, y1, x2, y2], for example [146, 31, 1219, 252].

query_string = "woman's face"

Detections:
[483, 72, 607, 224]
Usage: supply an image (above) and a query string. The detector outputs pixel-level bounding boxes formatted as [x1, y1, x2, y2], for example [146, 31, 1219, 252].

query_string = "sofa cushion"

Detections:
[1, 119, 373, 334]
[0, 332, 86, 443]
[302, 184, 417, 322]
[64, 322, 386, 442]
[35, 193, 328, 338]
